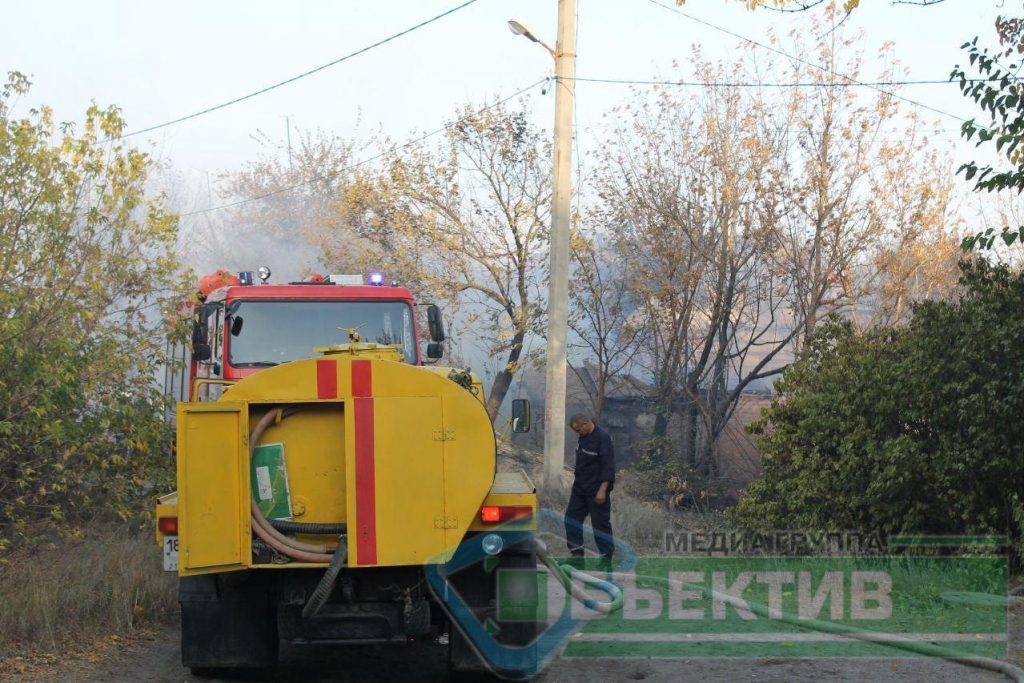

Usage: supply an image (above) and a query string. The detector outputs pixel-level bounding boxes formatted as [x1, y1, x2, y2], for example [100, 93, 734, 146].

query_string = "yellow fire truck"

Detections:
[155, 269, 538, 677]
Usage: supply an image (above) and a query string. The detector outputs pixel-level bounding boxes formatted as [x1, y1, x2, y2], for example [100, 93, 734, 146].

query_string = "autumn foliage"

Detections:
[0, 73, 184, 544]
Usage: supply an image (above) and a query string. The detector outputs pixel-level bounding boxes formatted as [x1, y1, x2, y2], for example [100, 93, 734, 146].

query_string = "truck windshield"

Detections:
[228, 300, 417, 366]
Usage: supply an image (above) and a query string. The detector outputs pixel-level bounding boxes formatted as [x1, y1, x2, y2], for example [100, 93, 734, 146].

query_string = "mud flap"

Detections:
[180, 573, 278, 671]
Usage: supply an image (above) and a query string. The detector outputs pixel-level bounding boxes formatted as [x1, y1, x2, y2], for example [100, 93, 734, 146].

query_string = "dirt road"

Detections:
[30, 621, 1014, 683]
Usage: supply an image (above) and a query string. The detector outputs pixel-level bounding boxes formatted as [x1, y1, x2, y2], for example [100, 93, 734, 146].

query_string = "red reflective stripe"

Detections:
[316, 359, 337, 399]
[352, 360, 377, 565]
[351, 359, 372, 397]
[353, 397, 377, 565]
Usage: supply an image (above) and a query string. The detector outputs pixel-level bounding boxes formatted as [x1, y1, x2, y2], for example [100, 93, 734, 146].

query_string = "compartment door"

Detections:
[346, 396, 448, 566]
[177, 402, 249, 573]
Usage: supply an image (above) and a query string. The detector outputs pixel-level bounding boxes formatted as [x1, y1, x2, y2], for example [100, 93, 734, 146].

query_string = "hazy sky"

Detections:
[2, 0, 1013, 286]
[3, 0, 1013, 387]
[3, 0, 1008, 182]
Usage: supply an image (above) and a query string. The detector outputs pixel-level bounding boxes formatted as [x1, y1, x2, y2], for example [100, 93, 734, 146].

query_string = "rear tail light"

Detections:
[480, 506, 533, 524]
[158, 516, 178, 535]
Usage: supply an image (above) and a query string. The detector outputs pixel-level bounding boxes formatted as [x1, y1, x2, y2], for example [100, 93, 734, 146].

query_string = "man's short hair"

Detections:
[569, 413, 592, 428]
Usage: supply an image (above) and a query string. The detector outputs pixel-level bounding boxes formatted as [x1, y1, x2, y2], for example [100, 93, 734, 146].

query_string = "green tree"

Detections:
[0, 72, 183, 542]
[731, 261, 1024, 541]
[954, 18, 1024, 248]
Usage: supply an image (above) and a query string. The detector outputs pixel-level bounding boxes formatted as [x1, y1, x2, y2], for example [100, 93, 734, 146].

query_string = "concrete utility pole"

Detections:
[509, 1, 576, 486]
[544, 0, 576, 486]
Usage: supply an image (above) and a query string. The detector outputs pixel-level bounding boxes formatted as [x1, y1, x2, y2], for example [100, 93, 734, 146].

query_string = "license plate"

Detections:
[163, 536, 179, 572]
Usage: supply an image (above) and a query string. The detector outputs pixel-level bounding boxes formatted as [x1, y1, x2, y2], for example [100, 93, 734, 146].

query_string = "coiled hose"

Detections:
[248, 407, 339, 563]
[248, 406, 353, 618]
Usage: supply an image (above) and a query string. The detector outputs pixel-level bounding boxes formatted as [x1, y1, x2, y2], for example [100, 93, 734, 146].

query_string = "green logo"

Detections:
[499, 556, 1008, 659]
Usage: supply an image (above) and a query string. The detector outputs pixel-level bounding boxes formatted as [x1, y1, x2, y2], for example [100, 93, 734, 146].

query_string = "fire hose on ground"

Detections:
[534, 537, 623, 614]
[532, 537, 1024, 682]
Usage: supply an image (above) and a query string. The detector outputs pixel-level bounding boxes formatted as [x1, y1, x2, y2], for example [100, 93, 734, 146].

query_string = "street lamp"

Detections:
[507, 19, 555, 56]
[509, 2, 576, 488]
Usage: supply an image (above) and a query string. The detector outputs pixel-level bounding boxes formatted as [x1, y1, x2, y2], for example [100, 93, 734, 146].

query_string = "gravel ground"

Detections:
[25, 617, 1017, 683]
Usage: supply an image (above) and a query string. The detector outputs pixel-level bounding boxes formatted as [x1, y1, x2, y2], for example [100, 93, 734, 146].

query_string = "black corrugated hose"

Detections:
[302, 535, 348, 619]
[269, 520, 347, 535]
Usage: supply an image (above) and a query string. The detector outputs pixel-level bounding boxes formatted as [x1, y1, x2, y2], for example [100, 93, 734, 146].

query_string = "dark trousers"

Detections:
[564, 487, 614, 558]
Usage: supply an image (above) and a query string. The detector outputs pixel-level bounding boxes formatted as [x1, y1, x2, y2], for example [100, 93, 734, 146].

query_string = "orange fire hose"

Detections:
[247, 408, 334, 562]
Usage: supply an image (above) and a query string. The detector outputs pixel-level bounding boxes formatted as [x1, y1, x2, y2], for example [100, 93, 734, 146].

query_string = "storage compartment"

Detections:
[249, 403, 347, 541]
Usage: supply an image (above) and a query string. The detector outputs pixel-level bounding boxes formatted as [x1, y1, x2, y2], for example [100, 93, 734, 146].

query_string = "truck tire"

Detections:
[447, 623, 486, 678]
[492, 545, 539, 649]
[447, 563, 490, 677]
[180, 572, 278, 674]
[447, 541, 539, 679]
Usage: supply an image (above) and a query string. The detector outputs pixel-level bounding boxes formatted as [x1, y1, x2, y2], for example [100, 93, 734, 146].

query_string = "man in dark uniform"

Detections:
[564, 413, 615, 564]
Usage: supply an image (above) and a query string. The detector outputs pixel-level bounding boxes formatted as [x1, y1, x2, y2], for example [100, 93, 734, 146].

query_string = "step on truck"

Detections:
[155, 268, 539, 678]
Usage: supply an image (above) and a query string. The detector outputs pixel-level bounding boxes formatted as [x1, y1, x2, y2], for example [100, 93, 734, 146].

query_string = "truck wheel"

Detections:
[446, 565, 490, 677]
[180, 572, 278, 673]
[447, 623, 487, 678]
[447, 541, 539, 679]
[492, 546, 539, 649]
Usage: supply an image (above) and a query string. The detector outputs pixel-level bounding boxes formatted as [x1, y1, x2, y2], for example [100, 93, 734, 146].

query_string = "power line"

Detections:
[571, 76, 1008, 88]
[643, 0, 973, 124]
[111, 0, 482, 142]
[180, 77, 548, 218]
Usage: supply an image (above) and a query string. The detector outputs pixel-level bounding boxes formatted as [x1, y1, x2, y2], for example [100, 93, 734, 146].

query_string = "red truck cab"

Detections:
[189, 272, 444, 400]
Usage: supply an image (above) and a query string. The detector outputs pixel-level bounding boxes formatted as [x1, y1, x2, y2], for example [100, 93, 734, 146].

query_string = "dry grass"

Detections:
[538, 482, 678, 555]
[502, 442, 728, 557]
[0, 524, 177, 659]
[538, 478, 729, 558]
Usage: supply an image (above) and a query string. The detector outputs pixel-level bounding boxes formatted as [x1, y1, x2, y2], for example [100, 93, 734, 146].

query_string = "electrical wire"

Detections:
[107, 0, 482, 142]
[179, 77, 548, 217]
[642, 0, 974, 125]
[570, 76, 1010, 88]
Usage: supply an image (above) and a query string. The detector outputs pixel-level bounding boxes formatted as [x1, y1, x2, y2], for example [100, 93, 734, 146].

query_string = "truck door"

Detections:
[345, 395, 448, 567]
[177, 401, 249, 574]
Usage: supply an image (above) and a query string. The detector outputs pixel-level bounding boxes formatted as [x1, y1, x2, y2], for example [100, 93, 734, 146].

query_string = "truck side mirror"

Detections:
[191, 319, 210, 361]
[427, 304, 446, 342]
[191, 301, 219, 363]
[511, 399, 531, 433]
[192, 343, 212, 362]
[426, 342, 444, 360]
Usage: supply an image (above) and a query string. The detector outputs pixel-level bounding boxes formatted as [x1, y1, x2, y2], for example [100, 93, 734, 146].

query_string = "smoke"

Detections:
[160, 166, 325, 284]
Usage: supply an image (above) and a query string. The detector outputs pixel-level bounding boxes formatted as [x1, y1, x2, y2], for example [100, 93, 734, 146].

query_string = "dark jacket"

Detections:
[572, 425, 615, 495]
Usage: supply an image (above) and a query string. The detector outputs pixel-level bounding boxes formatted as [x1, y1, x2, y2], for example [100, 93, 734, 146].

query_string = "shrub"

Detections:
[0, 72, 184, 542]
[731, 261, 1024, 548]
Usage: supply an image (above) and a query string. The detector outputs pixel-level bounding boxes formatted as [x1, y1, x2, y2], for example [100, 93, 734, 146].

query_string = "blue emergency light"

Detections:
[368, 271, 385, 286]
[238, 271, 254, 286]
